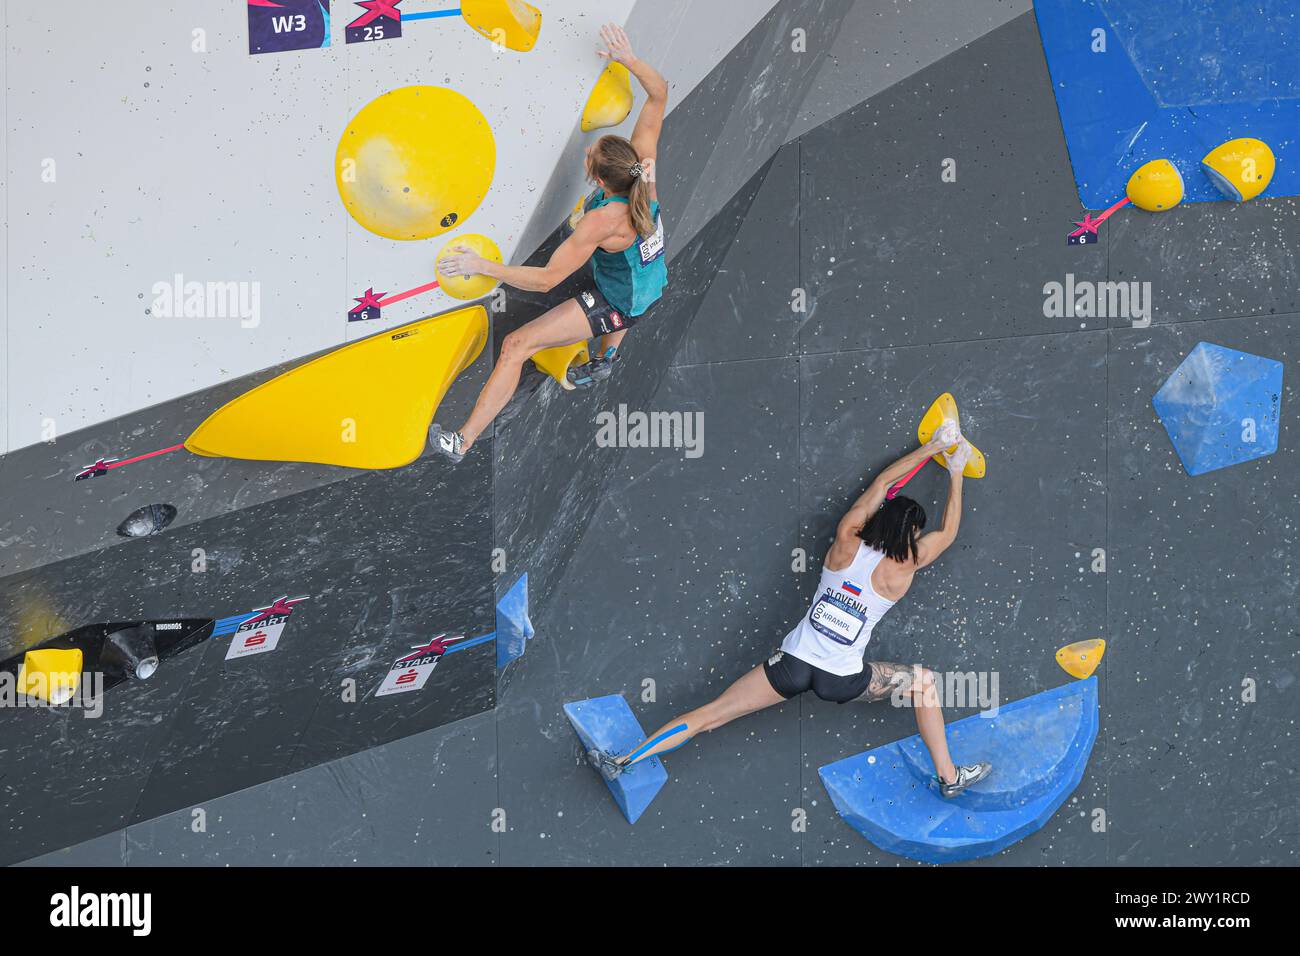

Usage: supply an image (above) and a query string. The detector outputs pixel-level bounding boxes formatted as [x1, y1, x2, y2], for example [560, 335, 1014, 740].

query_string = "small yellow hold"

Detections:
[582, 62, 634, 132]
[916, 392, 986, 478]
[1202, 138, 1275, 202]
[567, 195, 587, 231]
[460, 0, 542, 52]
[435, 234, 503, 301]
[1056, 638, 1106, 680]
[18, 647, 83, 704]
[1126, 158, 1184, 212]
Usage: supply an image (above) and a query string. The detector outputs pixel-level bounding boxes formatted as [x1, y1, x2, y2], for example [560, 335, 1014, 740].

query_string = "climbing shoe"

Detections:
[429, 423, 466, 463]
[567, 354, 619, 389]
[585, 748, 627, 781]
[939, 761, 992, 798]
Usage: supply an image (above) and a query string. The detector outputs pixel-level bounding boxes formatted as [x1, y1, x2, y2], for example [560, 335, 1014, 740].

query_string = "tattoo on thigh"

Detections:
[860, 661, 916, 703]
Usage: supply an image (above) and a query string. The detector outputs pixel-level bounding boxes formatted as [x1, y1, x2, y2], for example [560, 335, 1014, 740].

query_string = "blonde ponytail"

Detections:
[627, 172, 656, 240]
[589, 135, 658, 238]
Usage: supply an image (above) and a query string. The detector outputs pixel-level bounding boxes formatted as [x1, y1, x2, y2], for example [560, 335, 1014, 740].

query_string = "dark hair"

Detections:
[859, 495, 927, 563]
[587, 135, 656, 239]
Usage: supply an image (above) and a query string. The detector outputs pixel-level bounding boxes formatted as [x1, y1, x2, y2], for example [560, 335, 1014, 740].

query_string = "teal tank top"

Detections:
[583, 189, 668, 316]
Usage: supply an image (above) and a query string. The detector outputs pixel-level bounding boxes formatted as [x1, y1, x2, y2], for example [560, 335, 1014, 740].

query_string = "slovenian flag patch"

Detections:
[841, 581, 862, 596]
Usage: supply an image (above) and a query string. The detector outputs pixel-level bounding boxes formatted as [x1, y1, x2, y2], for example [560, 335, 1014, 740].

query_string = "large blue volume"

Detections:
[563, 694, 668, 824]
[819, 678, 1099, 863]
[1152, 342, 1284, 476]
[1034, 0, 1299, 207]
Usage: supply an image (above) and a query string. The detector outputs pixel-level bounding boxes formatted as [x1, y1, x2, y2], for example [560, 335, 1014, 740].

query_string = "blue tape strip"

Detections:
[444, 632, 494, 655]
[403, 8, 462, 21]
[627, 722, 688, 764]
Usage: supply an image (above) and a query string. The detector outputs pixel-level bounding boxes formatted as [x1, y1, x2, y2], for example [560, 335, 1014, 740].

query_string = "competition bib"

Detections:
[809, 593, 867, 646]
[638, 214, 665, 265]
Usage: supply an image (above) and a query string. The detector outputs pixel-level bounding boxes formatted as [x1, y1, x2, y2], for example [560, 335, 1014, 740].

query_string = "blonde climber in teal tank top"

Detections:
[429, 23, 668, 464]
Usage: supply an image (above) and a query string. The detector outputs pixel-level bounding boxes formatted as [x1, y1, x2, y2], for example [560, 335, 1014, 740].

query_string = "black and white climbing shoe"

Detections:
[429, 424, 466, 463]
[567, 354, 619, 390]
[585, 748, 627, 781]
[938, 761, 992, 798]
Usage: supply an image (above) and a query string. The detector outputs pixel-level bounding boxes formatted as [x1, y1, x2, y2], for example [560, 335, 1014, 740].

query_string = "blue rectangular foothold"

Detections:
[563, 694, 668, 824]
[495, 573, 534, 668]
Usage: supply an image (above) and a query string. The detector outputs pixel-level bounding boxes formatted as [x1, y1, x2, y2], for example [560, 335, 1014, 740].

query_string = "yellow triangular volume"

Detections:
[916, 392, 986, 478]
[1056, 638, 1106, 680]
[18, 647, 83, 704]
[582, 62, 633, 132]
[461, 0, 542, 52]
[186, 306, 488, 469]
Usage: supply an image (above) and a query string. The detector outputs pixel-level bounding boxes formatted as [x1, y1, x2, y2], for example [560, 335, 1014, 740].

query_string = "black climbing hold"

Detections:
[101, 624, 160, 681]
[116, 503, 177, 538]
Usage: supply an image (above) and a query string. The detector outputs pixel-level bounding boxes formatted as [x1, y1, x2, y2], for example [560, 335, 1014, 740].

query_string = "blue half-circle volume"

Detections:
[819, 677, 1099, 863]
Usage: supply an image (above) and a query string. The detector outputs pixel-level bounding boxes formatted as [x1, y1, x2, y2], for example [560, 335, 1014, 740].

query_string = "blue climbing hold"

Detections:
[495, 573, 534, 668]
[1152, 342, 1284, 477]
[819, 678, 1099, 863]
[563, 694, 668, 824]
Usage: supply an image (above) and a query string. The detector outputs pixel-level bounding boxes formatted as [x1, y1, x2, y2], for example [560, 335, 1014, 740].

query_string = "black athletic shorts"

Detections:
[763, 651, 890, 704]
[577, 286, 644, 338]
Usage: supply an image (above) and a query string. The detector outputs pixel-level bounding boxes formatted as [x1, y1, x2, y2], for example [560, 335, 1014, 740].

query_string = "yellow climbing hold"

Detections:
[1202, 138, 1275, 202]
[567, 195, 588, 231]
[532, 340, 589, 391]
[461, 0, 542, 52]
[186, 306, 488, 469]
[1056, 639, 1106, 680]
[1126, 158, 1184, 212]
[436, 234, 503, 301]
[917, 392, 986, 478]
[582, 62, 634, 132]
[336, 86, 496, 241]
[18, 647, 83, 704]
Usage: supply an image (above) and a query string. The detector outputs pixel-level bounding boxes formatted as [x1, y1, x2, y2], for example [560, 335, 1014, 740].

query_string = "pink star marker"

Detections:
[1067, 196, 1132, 241]
[348, 0, 403, 29]
[349, 287, 387, 317]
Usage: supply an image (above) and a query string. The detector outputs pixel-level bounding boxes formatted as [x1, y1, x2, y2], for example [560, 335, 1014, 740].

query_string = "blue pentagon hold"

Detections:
[1152, 342, 1284, 477]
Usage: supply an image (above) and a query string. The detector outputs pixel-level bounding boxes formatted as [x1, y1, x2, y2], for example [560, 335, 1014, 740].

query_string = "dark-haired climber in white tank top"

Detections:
[587, 421, 992, 798]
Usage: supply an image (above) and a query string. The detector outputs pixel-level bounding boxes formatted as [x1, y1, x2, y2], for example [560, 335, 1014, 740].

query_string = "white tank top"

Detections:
[781, 543, 897, 676]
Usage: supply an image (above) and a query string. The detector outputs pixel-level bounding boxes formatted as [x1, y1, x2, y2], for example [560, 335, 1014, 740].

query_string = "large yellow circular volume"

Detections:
[435, 234, 503, 300]
[1126, 158, 1184, 212]
[1202, 137, 1275, 202]
[336, 86, 496, 241]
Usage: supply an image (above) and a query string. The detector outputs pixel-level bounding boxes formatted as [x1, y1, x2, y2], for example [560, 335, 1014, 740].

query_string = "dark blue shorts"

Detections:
[763, 652, 891, 704]
[576, 286, 643, 338]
